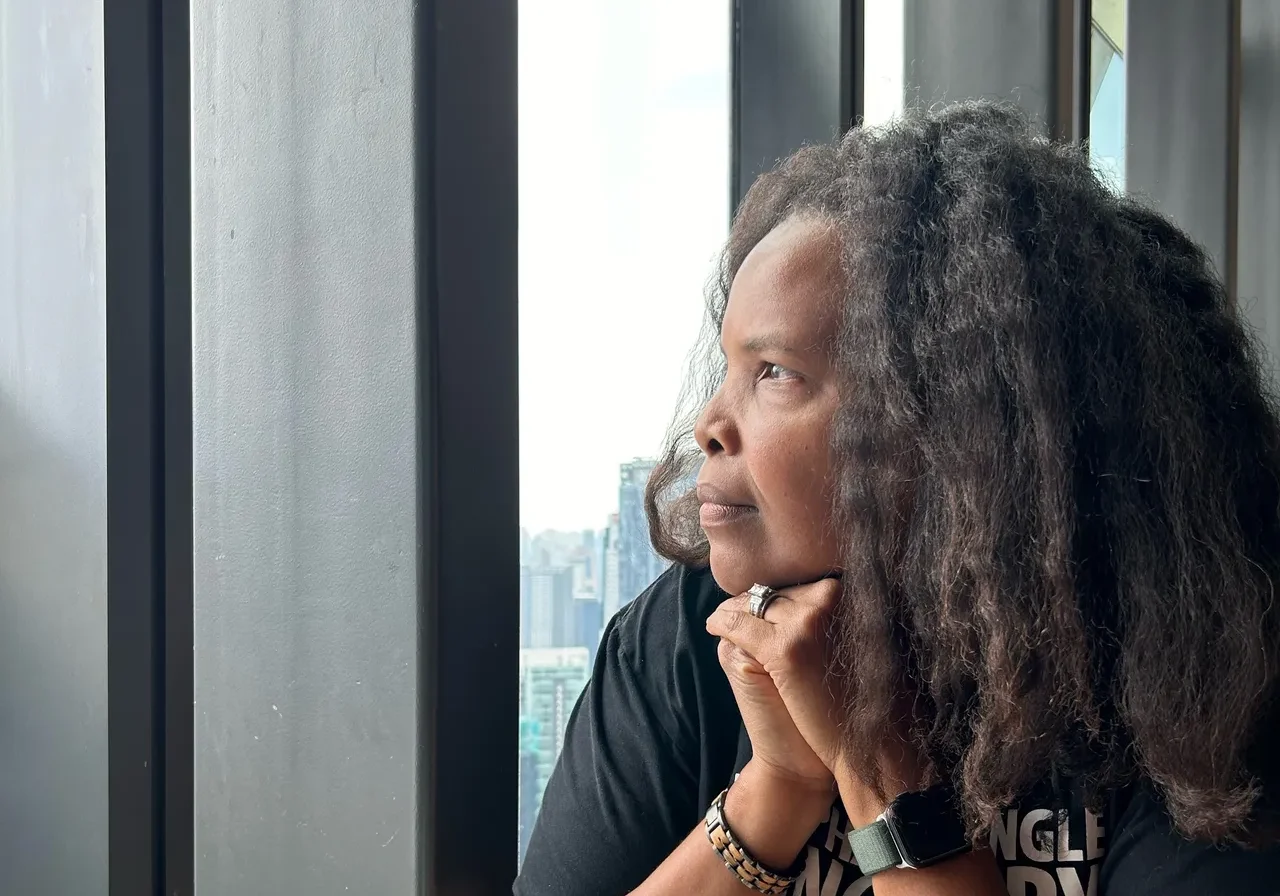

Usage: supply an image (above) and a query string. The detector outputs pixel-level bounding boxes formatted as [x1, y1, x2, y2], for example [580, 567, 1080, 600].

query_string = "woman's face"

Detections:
[695, 216, 844, 596]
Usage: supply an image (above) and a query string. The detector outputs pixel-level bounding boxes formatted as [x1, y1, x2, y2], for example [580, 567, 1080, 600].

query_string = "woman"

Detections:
[515, 102, 1280, 895]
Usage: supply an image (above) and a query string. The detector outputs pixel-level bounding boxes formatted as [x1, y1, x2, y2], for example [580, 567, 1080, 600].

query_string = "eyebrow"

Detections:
[738, 333, 808, 356]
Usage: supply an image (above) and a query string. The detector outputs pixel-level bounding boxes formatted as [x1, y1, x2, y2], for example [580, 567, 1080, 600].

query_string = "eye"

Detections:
[759, 362, 800, 382]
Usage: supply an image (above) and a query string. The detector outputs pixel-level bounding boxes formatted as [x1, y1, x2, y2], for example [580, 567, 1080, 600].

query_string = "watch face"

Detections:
[886, 786, 970, 868]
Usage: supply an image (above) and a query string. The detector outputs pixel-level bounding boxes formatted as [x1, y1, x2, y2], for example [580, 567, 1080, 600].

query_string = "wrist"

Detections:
[722, 760, 835, 870]
[835, 750, 928, 828]
[837, 777, 896, 829]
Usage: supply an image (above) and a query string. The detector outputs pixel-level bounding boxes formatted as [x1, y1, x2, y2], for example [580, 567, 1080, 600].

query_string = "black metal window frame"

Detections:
[419, 2, 520, 893]
[103, 0, 191, 891]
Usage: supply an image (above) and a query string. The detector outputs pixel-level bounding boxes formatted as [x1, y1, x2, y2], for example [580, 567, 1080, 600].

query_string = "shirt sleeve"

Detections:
[513, 569, 711, 896]
[1100, 785, 1280, 894]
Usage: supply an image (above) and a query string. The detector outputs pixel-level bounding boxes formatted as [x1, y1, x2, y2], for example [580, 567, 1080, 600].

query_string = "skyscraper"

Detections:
[599, 513, 622, 622]
[518, 646, 591, 844]
[573, 590, 603, 665]
[519, 564, 533, 649]
[517, 717, 543, 865]
[618, 458, 669, 610]
[525, 565, 576, 648]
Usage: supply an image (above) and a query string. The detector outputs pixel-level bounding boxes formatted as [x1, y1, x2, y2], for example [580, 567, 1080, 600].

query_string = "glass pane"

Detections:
[517, 0, 731, 864]
[863, 0, 906, 127]
[1090, 0, 1126, 192]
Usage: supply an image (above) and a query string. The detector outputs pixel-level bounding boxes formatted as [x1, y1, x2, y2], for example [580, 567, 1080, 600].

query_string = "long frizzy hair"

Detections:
[645, 101, 1280, 844]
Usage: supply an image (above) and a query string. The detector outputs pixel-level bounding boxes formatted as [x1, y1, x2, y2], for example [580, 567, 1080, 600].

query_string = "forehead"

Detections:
[723, 217, 844, 346]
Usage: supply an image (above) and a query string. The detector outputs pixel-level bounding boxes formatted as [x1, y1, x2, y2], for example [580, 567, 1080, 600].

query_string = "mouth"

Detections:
[696, 483, 757, 528]
[698, 503, 757, 527]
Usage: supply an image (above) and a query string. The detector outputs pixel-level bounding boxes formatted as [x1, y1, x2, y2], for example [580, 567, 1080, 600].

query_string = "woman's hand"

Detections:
[707, 578, 928, 825]
[707, 581, 1006, 896]
[706, 579, 846, 775]
[707, 589, 836, 797]
[695, 584, 839, 876]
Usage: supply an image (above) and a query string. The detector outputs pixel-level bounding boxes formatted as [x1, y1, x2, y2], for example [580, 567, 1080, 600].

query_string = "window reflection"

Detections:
[1090, 0, 1126, 192]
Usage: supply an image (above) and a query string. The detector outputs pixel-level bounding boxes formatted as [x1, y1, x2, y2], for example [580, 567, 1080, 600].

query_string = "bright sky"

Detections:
[518, 1, 731, 532]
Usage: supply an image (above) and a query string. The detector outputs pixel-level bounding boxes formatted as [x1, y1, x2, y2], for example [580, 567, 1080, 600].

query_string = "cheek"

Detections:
[751, 428, 835, 532]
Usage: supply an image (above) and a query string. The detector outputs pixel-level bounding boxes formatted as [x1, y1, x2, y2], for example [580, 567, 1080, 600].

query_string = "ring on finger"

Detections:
[746, 583, 780, 620]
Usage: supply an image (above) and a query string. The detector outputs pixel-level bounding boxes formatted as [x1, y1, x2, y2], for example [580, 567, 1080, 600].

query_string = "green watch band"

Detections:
[849, 816, 903, 876]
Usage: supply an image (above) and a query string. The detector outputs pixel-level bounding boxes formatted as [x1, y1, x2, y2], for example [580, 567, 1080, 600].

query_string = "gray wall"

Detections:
[0, 3, 109, 895]
[190, 0, 421, 891]
[1126, 0, 1234, 283]
[904, 0, 1056, 126]
[1239, 0, 1280, 370]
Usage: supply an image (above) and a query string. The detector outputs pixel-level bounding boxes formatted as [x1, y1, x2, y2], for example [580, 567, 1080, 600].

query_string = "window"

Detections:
[1089, 0, 1126, 192]
[863, 0, 906, 128]
[516, 0, 731, 862]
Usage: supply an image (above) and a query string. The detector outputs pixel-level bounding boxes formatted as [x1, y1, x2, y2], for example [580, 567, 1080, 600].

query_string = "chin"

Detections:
[708, 542, 839, 597]
[707, 544, 776, 597]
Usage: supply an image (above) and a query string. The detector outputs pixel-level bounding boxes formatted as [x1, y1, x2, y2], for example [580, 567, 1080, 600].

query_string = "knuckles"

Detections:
[713, 581, 838, 672]
[772, 607, 827, 669]
[719, 596, 747, 613]
[713, 603, 744, 633]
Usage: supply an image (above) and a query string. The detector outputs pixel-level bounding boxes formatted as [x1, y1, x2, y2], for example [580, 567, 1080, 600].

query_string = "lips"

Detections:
[696, 482, 757, 528]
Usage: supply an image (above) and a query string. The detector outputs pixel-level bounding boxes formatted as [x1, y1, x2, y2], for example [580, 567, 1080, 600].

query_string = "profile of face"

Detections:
[694, 216, 845, 597]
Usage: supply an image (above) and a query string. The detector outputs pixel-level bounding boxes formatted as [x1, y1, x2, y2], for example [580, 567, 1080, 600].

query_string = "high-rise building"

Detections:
[618, 459, 669, 609]
[600, 514, 622, 622]
[569, 547, 591, 595]
[580, 528, 597, 581]
[528, 529, 588, 568]
[525, 565, 576, 648]
[520, 564, 533, 649]
[517, 716, 543, 865]
[519, 647, 591, 834]
[573, 590, 603, 665]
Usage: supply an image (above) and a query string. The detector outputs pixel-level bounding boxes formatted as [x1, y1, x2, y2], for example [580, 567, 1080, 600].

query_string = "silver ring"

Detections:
[747, 583, 779, 619]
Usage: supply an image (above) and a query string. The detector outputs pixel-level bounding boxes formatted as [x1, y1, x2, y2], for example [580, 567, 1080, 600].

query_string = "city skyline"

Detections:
[515, 0, 730, 868]
[518, 456, 675, 862]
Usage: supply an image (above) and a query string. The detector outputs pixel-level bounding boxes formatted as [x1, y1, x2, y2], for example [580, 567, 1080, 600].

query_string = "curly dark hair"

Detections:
[646, 101, 1280, 844]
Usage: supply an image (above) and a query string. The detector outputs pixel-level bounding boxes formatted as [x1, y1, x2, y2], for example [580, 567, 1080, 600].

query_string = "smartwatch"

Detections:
[848, 784, 971, 875]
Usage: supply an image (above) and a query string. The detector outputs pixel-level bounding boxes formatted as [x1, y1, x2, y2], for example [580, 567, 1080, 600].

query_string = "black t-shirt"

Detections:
[516, 564, 1280, 895]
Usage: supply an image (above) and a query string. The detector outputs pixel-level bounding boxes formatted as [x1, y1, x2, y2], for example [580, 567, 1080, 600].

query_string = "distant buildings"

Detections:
[523, 564, 574, 648]
[517, 456, 677, 860]
[517, 647, 591, 862]
[618, 458, 670, 610]
[517, 717, 543, 866]
[599, 513, 622, 622]
[573, 591, 603, 667]
[523, 529, 603, 652]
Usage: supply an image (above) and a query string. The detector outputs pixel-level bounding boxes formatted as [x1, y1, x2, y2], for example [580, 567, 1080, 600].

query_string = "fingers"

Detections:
[716, 637, 768, 678]
[708, 579, 840, 670]
[724, 591, 798, 622]
[706, 594, 807, 668]
[713, 578, 840, 627]
[706, 600, 776, 646]
[779, 576, 842, 610]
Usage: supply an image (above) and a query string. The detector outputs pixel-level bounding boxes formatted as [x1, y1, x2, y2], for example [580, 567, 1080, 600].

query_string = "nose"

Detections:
[694, 386, 740, 457]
